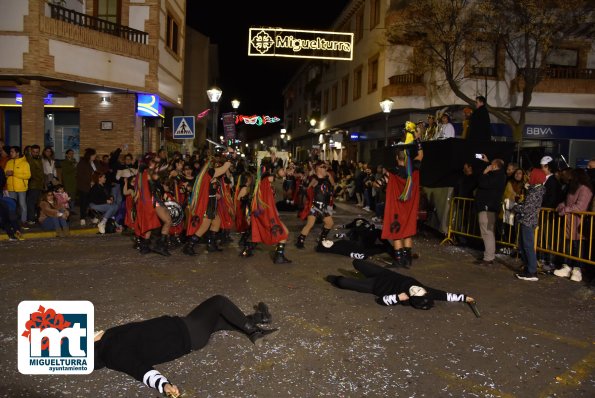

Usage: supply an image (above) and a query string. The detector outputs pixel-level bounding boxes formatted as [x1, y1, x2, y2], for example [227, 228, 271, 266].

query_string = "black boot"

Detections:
[152, 235, 171, 257]
[207, 231, 223, 252]
[223, 229, 233, 243]
[240, 242, 255, 257]
[133, 236, 141, 251]
[273, 243, 291, 264]
[247, 302, 272, 324]
[295, 234, 306, 249]
[139, 238, 151, 255]
[318, 227, 331, 243]
[238, 232, 248, 247]
[387, 249, 404, 268]
[183, 235, 199, 256]
[402, 247, 412, 268]
[244, 321, 278, 346]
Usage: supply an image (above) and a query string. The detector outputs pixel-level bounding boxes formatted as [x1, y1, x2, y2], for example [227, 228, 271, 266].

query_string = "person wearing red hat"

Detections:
[513, 168, 546, 281]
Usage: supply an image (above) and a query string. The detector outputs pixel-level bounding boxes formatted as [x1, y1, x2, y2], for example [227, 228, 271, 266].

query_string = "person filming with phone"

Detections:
[472, 154, 507, 266]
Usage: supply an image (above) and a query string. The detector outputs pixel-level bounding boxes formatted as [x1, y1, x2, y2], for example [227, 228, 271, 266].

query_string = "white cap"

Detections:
[540, 156, 553, 165]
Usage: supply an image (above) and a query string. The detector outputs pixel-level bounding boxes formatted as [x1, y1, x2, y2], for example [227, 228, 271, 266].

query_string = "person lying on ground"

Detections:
[94, 295, 275, 397]
[325, 260, 475, 310]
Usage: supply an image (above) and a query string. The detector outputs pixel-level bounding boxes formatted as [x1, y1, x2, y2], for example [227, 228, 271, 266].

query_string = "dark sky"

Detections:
[186, 1, 351, 121]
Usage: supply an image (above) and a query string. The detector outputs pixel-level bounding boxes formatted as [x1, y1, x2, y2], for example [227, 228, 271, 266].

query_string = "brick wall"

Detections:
[78, 93, 141, 157]
[19, 81, 47, 147]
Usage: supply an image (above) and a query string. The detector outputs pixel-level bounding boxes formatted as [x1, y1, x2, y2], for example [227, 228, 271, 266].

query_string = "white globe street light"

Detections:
[231, 99, 240, 110]
[379, 98, 394, 145]
[206, 87, 222, 141]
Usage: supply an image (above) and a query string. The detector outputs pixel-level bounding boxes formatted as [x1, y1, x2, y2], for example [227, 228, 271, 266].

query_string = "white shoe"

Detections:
[80, 219, 86, 226]
[553, 264, 571, 278]
[97, 220, 106, 234]
[362, 206, 370, 212]
[570, 267, 582, 282]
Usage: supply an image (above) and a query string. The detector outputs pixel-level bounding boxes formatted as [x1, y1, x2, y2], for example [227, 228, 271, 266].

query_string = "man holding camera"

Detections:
[473, 154, 507, 266]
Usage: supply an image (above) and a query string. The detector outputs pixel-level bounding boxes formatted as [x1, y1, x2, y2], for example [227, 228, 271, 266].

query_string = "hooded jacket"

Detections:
[5, 157, 31, 192]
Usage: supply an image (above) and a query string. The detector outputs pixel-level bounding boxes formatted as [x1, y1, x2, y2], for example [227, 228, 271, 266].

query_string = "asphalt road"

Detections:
[0, 205, 593, 398]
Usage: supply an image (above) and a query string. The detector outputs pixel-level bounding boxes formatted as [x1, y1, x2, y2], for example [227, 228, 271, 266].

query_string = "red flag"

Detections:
[251, 178, 288, 245]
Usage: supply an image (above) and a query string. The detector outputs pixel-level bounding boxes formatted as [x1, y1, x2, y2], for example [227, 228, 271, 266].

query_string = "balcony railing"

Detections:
[388, 73, 423, 84]
[48, 2, 148, 45]
[518, 67, 595, 80]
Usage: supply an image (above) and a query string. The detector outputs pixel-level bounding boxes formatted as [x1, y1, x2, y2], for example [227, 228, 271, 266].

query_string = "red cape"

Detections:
[251, 178, 288, 245]
[186, 171, 212, 236]
[298, 186, 314, 220]
[381, 171, 420, 240]
[234, 188, 250, 233]
[133, 170, 161, 235]
[124, 195, 134, 229]
[217, 178, 234, 230]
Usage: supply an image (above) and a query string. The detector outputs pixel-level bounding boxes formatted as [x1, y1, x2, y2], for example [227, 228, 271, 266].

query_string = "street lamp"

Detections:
[206, 87, 222, 142]
[379, 98, 394, 146]
[231, 99, 240, 110]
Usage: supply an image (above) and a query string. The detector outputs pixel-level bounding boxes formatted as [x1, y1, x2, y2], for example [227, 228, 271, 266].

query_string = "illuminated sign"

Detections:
[248, 28, 354, 61]
[235, 115, 281, 126]
[137, 94, 162, 117]
[16, 93, 54, 105]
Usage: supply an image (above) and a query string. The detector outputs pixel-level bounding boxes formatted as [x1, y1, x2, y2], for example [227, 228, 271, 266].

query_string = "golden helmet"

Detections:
[405, 121, 416, 132]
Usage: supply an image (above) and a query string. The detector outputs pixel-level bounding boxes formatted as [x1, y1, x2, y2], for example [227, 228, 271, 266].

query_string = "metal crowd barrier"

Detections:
[441, 197, 595, 266]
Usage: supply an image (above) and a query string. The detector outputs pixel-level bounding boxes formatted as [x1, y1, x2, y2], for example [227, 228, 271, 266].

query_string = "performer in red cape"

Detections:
[382, 135, 424, 268]
[216, 172, 234, 243]
[251, 165, 291, 264]
[234, 172, 253, 256]
[295, 161, 335, 249]
[133, 157, 172, 256]
[183, 149, 233, 256]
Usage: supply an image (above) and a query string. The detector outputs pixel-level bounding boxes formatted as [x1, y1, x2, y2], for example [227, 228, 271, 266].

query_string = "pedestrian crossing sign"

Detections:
[173, 116, 195, 139]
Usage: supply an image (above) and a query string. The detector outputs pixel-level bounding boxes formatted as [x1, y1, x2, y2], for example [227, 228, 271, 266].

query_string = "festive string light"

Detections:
[235, 115, 281, 126]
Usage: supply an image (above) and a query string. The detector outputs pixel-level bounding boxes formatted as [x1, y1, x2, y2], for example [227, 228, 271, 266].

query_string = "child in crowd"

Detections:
[52, 184, 71, 211]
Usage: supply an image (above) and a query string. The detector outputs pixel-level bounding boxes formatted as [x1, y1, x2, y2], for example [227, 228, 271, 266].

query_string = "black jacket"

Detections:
[372, 269, 463, 302]
[474, 167, 507, 212]
[467, 106, 492, 141]
[95, 316, 191, 383]
[89, 183, 111, 205]
[541, 174, 562, 209]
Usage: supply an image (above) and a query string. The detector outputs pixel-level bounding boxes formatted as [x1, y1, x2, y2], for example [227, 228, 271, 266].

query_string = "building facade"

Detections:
[283, 0, 595, 166]
[0, 0, 187, 158]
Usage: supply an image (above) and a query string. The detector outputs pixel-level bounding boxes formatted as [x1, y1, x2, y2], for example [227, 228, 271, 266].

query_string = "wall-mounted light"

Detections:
[177, 95, 182, 104]
[47, 114, 53, 121]
[310, 118, 317, 127]
[100, 96, 111, 104]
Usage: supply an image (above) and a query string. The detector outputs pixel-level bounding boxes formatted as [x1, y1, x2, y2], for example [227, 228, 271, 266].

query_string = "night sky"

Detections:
[186, 0, 351, 137]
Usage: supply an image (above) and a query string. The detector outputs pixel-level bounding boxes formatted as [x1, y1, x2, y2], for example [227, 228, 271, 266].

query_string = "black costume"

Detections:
[315, 218, 392, 259]
[326, 260, 467, 309]
[309, 175, 333, 218]
[94, 295, 274, 394]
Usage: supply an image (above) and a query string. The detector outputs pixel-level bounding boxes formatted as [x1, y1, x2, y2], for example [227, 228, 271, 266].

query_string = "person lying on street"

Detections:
[325, 259, 475, 310]
[94, 295, 275, 396]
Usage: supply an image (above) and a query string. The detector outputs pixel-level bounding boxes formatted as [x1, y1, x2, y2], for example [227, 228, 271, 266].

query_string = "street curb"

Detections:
[0, 227, 99, 241]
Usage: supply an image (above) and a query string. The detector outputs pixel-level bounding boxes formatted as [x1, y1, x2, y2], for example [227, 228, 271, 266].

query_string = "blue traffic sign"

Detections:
[173, 116, 195, 139]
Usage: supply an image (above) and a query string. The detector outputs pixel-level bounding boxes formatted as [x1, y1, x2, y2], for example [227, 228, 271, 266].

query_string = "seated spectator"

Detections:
[38, 190, 69, 237]
[89, 172, 119, 234]
[52, 184, 71, 211]
[0, 196, 23, 241]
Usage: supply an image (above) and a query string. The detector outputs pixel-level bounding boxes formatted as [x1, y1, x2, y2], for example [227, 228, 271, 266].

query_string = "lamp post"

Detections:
[280, 128, 286, 149]
[379, 98, 394, 146]
[206, 87, 222, 142]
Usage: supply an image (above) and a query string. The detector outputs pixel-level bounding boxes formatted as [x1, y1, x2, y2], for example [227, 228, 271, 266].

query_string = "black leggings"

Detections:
[334, 260, 385, 294]
[182, 295, 249, 351]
